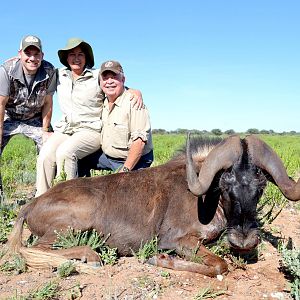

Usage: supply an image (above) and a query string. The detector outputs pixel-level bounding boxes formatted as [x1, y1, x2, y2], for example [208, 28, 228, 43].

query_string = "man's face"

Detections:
[100, 71, 125, 100]
[18, 46, 43, 75]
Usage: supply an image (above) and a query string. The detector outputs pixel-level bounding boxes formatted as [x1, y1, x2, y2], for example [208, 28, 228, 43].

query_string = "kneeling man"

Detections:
[79, 60, 153, 175]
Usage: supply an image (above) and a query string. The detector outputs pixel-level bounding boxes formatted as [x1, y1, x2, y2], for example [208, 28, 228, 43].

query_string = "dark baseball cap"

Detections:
[20, 35, 42, 51]
[100, 60, 124, 75]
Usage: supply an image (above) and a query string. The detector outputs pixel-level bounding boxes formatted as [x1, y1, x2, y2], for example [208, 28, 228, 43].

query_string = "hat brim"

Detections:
[100, 68, 123, 75]
[22, 44, 42, 51]
[58, 40, 94, 68]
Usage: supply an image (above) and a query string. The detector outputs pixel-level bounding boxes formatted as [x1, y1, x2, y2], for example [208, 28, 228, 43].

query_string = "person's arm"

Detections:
[41, 94, 53, 141]
[119, 99, 151, 172]
[0, 67, 10, 150]
[119, 138, 145, 172]
[0, 95, 8, 149]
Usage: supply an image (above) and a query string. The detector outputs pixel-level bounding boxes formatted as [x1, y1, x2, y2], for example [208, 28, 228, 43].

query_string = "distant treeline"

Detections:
[152, 128, 300, 136]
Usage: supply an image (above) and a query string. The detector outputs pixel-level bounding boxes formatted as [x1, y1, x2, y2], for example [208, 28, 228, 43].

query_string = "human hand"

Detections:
[128, 89, 144, 109]
[42, 131, 53, 144]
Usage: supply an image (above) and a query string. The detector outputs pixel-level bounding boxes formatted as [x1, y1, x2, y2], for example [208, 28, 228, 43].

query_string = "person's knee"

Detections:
[37, 147, 55, 166]
[56, 146, 77, 164]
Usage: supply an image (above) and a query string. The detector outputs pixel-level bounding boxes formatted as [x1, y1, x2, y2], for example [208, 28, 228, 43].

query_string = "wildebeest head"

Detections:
[218, 144, 266, 251]
[186, 134, 300, 252]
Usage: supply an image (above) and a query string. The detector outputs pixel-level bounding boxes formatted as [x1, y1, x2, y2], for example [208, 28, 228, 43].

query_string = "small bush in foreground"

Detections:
[279, 242, 300, 300]
[133, 236, 174, 263]
[193, 285, 227, 299]
[29, 280, 60, 300]
[0, 254, 26, 275]
[57, 260, 77, 278]
[0, 204, 17, 243]
[53, 227, 106, 251]
[53, 227, 118, 265]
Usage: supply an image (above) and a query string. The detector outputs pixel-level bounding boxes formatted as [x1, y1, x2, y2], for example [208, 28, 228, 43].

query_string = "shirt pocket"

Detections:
[111, 123, 129, 150]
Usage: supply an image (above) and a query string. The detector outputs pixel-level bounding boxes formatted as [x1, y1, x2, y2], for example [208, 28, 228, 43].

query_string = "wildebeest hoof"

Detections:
[86, 261, 101, 268]
[147, 256, 157, 266]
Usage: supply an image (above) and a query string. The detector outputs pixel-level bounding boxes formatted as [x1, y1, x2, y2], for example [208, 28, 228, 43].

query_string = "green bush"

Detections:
[279, 243, 300, 300]
[53, 227, 118, 266]
[0, 204, 17, 243]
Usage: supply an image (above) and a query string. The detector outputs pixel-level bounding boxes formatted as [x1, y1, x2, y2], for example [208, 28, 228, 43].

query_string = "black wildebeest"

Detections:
[5, 135, 300, 276]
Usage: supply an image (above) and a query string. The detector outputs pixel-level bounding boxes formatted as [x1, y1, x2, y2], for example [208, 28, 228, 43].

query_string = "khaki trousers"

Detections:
[35, 130, 101, 196]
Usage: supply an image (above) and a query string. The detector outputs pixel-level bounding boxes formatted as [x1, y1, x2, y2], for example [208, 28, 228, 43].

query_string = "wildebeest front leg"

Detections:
[148, 237, 228, 277]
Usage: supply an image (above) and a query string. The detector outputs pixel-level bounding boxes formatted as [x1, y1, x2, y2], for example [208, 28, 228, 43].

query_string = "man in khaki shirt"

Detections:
[78, 60, 153, 175]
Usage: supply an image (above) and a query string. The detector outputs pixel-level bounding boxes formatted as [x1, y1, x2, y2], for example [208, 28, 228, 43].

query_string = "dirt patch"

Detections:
[0, 207, 299, 300]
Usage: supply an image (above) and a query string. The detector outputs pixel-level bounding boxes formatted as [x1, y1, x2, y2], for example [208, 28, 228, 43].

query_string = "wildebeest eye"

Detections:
[223, 172, 236, 184]
[254, 169, 267, 186]
[256, 169, 263, 176]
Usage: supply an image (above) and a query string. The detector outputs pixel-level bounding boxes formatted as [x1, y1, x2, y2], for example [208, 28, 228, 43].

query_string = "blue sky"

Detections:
[1, 1, 299, 132]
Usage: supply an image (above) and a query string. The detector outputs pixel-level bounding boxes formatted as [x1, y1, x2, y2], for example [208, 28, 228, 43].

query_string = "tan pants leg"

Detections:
[35, 130, 101, 196]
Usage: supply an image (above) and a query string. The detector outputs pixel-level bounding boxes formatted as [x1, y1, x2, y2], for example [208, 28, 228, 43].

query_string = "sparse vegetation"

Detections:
[133, 236, 174, 263]
[193, 286, 227, 299]
[0, 254, 26, 274]
[53, 227, 106, 251]
[134, 237, 161, 262]
[207, 232, 231, 258]
[57, 260, 77, 278]
[53, 227, 118, 266]
[279, 242, 300, 300]
[132, 275, 162, 298]
[0, 204, 17, 243]
[29, 280, 61, 300]
[0, 133, 299, 299]
[6, 281, 82, 300]
[189, 242, 204, 263]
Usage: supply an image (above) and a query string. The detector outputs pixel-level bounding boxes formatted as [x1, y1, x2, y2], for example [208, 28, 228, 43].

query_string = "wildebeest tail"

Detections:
[3, 202, 32, 256]
[6, 215, 26, 254]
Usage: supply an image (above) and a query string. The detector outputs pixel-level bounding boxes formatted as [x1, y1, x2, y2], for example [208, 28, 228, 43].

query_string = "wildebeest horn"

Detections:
[245, 135, 300, 201]
[186, 134, 243, 196]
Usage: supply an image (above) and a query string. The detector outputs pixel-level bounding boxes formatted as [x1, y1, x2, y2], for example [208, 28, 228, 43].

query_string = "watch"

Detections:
[122, 166, 130, 173]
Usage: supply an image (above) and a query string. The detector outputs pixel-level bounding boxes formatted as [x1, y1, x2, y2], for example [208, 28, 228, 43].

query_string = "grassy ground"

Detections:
[0, 133, 299, 299]
[1, 133, 299, 204]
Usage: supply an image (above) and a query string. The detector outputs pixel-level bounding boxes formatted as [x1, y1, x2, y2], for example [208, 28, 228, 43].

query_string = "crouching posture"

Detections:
[5, 135, 300, 276]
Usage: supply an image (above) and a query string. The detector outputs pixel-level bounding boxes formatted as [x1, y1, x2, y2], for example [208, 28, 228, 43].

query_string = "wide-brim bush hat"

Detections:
[58, 38, 94, 68]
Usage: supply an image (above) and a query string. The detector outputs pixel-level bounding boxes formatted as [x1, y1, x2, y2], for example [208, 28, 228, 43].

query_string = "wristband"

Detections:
[122, 166, 130, 173]
[42, 127, 50, 132]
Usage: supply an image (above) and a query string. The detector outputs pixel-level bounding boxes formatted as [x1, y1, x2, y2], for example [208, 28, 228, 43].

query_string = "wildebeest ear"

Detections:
[197, 174, 222, 225]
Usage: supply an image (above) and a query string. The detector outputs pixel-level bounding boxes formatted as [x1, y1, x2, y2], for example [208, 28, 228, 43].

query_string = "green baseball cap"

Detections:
[58, 38, 94, 68]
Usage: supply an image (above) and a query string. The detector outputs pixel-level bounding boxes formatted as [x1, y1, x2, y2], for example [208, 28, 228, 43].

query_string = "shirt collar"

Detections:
[104, 89, 126, 108]
[62, 67, 94, 78]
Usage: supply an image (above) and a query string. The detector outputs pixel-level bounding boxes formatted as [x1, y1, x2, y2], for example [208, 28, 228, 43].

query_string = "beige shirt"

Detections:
[101, 89, 153, 159]
[55, 67, 104, 134]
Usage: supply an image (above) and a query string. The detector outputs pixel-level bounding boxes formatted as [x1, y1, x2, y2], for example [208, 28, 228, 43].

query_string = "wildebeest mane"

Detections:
[172, 135, 223, 162]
